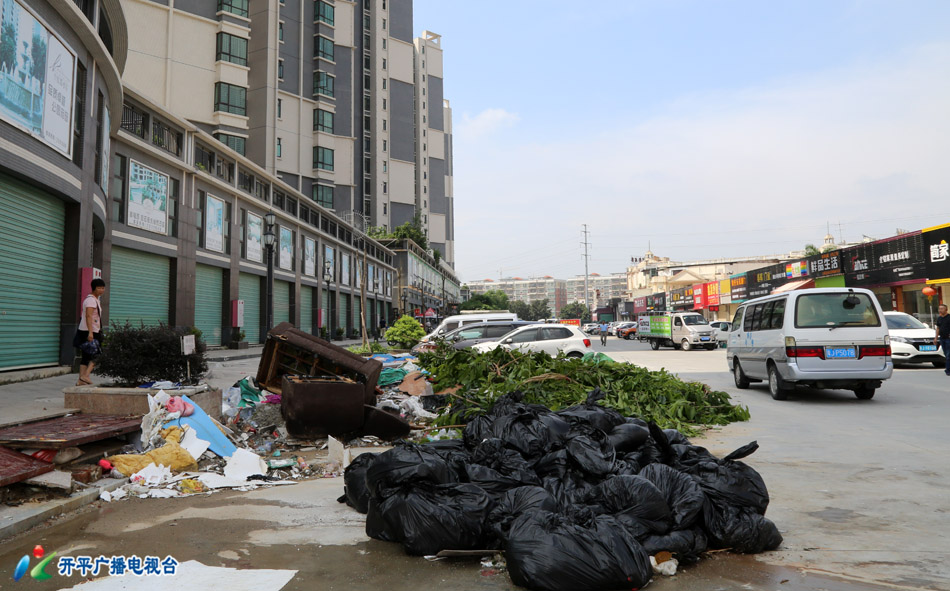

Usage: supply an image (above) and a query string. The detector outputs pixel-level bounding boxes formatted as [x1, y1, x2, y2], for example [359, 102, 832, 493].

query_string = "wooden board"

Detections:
[0, 414, 142, 449]
[0, 446, 54, 487]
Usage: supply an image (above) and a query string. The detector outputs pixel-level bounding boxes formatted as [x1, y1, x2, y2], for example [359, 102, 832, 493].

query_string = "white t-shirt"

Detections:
[79, 294, 101, 333]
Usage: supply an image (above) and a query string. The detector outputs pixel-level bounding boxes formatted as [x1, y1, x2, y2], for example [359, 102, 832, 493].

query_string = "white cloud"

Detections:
[453, 43, 950, 282]
[456, 108, 520, 139]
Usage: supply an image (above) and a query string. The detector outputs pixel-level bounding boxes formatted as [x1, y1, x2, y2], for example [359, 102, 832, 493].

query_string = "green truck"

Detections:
[637, 311, 718, 351]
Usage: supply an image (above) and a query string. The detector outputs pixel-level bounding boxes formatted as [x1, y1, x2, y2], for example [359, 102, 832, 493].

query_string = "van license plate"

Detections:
[700, 337, 710, 341]
[920, 345, 937, 351]
[826, 347, 856, 359]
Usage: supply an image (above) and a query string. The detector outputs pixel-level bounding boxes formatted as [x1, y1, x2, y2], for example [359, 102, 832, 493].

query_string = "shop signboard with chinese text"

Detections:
[846, 233, 926, 286]
[747, 263, 787, 299]
[692, 283, 705, 310]
[922, 224, 950, 283]
[730, 273, 748, 302]
[706, 281, 720, 307]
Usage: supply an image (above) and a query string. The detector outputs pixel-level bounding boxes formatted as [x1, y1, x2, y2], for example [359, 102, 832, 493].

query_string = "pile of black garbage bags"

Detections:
[339, 390, 782, 591]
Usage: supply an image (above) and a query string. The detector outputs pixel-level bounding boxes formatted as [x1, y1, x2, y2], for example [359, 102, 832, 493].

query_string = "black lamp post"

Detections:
[323, 259, 333, 340]
[263, 212, 276, 335]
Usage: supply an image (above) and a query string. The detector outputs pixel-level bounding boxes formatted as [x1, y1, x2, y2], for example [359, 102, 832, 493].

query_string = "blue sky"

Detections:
[413, 1, 950, 282]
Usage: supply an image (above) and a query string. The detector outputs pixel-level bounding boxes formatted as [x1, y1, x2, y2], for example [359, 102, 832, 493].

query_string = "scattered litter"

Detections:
[180, 428, 211, 462]
[130, 463, 172, 487]
[223, 449, 267, 481]
[163, 395, 237, 458]
[651, 553, 679, 576]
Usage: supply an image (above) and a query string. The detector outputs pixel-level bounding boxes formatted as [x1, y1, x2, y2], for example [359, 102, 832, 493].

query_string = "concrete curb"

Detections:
[0, 366, 72, 386]
[0, 478, 126, 542]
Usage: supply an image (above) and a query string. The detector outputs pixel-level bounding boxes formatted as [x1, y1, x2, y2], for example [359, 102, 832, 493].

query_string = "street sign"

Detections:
[181, 335, 196, 356]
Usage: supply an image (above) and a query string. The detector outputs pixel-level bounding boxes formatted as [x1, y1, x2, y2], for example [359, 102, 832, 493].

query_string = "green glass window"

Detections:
[216, 33, 248, 66]
[314, 108, 334, 133]
[218, 0, 248, 17]
[214, 133, 246, 156]
[314, 147, 334, 171]
[316, 36, 334, 61]
[314, 71, 334, 97]
[313, 184, 334, 209]
[316, 1, 334, 25]
[214, 82, 247, 116]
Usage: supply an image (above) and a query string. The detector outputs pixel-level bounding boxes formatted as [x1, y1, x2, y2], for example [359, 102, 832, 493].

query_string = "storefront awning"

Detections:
[772, 278, 815, 294]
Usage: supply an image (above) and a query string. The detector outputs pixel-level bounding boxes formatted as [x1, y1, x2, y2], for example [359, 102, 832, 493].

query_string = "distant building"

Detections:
[565, 273, 628, 309]
[465, 277, 567, 316]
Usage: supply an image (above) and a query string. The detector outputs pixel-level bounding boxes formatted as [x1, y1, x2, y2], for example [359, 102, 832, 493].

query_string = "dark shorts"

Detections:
[74, 330, 103, 365]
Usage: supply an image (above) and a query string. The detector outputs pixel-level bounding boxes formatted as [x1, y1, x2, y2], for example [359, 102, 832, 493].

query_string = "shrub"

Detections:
[384, 315, 426, 349]
[96, 323, 209, 386]
[346, 342, 391, 354]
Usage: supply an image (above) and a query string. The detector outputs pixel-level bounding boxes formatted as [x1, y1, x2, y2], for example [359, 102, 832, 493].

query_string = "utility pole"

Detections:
[582, 224, 591, 316]
[360, 242, 369, 348]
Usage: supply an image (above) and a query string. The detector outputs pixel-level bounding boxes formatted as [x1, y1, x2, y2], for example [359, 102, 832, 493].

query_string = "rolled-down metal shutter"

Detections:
[339, 293, 349, 335]
[195, 264, 224, 346]
[354, 295, 362, 336]
[300, 286, 313, 333]
[109, 247, 170, 327]
[0, 173, 65, 370]
[239, 272, 262, 343]
[274, 280, 290, 326]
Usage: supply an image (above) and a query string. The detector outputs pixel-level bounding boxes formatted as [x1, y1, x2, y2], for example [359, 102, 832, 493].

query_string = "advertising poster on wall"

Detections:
[100, 106, 110, 184]
[341, 254, 350, 285]
[205, 194, 224, 252]
[0, 0, 76, 156]
[246, 212, 263, 262]
[128, 160, 168, 234]
[279, 226, 292, 270]
[324, 245, 335, 280]
[304, 238, 315, 276]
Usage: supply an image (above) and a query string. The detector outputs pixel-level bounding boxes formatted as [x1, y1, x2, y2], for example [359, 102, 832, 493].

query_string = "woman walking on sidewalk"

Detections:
[73, 278, 105, 386]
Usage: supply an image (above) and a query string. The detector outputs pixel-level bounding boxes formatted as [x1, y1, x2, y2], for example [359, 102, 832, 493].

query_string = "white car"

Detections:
[472, 324, 592, 358]
[709, 321, 731, 344]
[581, 323, 599, 334]
[884, 311, 946, 368]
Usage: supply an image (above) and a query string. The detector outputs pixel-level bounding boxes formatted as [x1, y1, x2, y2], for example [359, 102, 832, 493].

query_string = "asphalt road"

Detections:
[0, 341, 947, 591]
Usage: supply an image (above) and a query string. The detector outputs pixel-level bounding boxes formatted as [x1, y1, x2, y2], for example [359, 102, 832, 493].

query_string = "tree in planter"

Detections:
[334, 327, 345, 340]
[384, 315, 426, 349]
[96, 323, 209, 386]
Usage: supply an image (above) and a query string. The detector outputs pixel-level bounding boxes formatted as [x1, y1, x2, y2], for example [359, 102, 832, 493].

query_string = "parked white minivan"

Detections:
[727, 288, 893, 400]
[419, 312, 518, 342]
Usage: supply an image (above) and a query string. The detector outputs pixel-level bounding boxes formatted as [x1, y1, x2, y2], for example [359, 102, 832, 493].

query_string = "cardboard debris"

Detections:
[223, 449, 267, 482]
[180, 427, 211, 461]
[327, 435, 352, 468]
[397, 371, 431, 397]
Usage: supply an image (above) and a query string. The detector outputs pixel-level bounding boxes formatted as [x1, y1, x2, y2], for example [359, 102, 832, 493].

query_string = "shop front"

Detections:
[646, 292, 667, 313]
[717, 278, 734, 322]
[747, 263, 788, 300]
[669, 287, 691, 311]
[692, 283, 707, 313]
[922, 223, 950, 311]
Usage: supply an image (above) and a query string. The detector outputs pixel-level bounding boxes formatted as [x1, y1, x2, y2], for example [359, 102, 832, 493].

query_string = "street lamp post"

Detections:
[263, 212, 276, 335]
[323, 259, 333, 340]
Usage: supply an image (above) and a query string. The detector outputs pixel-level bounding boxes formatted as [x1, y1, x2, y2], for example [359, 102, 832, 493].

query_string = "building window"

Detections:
[110, 153, 127, 222]
[382, 79, 387, 90]
[315, 71, 334, 97]
[276, 138, 282, 158]
[216, 33, 248, 66]
[167, 178, 181, 239]
[382, 18, 386, 29]
[314, 184, 333, 209]
[278, 22, 284, 41]
[277, 98, 282, 118]
[316, 0, 334, 25]
[382, 38, 386, 49]
[314, 146, 334, 170]
[382, 119, 386, 131]
[382, 98, 386, 110]
[214, 82, 247, 116]
[314, 108, 334, 133]
[218, 0, 248, 17]
[382, 58, 387, 69]
[382, 139, 386, 152]
[383, 181, 387, 194]
[383, 160, 387, 172]
[214, 133, 246, 156]
[316, 36, 334, 61]
[72, 63, 86, 167]
[278, 59, 284, 79]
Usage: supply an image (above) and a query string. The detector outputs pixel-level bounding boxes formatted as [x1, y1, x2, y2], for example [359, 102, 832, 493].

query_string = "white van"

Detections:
[727, 288, 892, 400]
[420, 312, 518, 342]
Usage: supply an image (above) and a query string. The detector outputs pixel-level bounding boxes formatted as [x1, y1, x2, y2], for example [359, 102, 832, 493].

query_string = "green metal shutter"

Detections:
[321, 289, 330, 334]
[274, 280, 290, 325]
[239, 272, 262, 343]
[339, 293, 349, 334]
[300, 286, 313, 333]
[195, 264, 224, 346]
[0, 174, 65, 370]
[109, 247, 170, 327]
[354, 295, 362, 336]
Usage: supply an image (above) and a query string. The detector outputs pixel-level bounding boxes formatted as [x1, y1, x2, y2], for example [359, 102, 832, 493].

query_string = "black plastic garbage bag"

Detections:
[465, 463, 540, 496]
[623, 441, 661, 472]
[607, 422, 650, 453]
[580, 475, 672, 539]
[490, 406, 560, 458]
[555, 389, 626, 433]
[365, 442, 460, 499]
[373, 483, 496, 556]
[534, 449, 570, 479]
[463, 414, 493, 449]
[488, 486, 558, 541]
[340, 452, 378, 513]
[702, 496, 783, 553]
[638, 462, 705, 529]
[566, 427, 616, 478]
[662, 428, 690, 445]
[506, 510, 653, 591]
[641, 528, 708, 562]
[421, 438, 472, 474]
[687, 442, 770, 514]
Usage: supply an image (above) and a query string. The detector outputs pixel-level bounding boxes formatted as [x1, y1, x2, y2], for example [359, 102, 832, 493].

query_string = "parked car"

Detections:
[709, 320, 731, 344]
[420, 312, 519, 343]
[582, 323, 599, 334]
[472, 325, 592, 357]
[411, 321, 541, 353]
[618, 325, 638, 340]
[612, 322, 636, 337]
[727, 288, 892, 400]
[884, 311, 946, 367]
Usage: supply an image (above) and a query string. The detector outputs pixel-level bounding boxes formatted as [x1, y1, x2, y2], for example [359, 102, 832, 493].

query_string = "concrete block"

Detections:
[62, 384, 222, 421]
[23, 470, 74, 492]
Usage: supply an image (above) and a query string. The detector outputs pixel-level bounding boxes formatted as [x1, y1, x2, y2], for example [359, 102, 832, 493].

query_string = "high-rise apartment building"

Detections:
[120, 0, 454, 265]
[466, 277, 567, 316]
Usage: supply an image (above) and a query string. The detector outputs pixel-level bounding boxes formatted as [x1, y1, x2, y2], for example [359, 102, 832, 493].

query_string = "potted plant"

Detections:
[334, 327, 345, 340]
[229, 329, 248, 350]
[319, 327, 329, 340]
